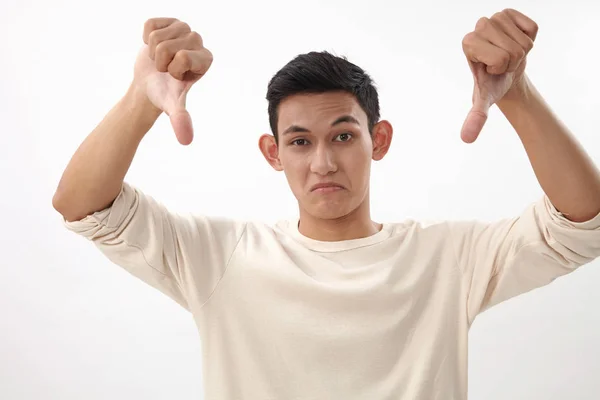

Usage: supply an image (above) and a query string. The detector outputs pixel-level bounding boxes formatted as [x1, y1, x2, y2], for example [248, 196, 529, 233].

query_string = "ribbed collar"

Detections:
[276, 219, 394, 253]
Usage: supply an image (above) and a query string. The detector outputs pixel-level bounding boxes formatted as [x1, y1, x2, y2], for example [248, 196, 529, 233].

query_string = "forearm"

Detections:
[497, 75, 600, 222]
[53, 86, 162, 222]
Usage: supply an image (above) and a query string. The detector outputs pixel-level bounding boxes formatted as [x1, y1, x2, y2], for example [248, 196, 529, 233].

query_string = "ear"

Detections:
[258, 134, 283, 171]
[371, 120, 393, 161]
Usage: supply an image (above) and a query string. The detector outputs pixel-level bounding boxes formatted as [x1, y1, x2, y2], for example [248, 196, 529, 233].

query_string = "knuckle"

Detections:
[147, 30, 159, 46]
[155, 41, 168, 56]
[530, 21, 539, 33]
[489, 53, 508, 72]
[173, 49, 190, 66]
[143, 20, 155, 43]
[205, 48, 214, 64]
[189, 31, 203, 41]
[174, 20, 191, 33]
[507, 46, 524, 61]
[168, 59, 186, 80]
[489, 62, 504, 75]
[461, 32, 476, 47]
[155, 42, 172, 71]
[494, 12, 511, 25]
[143, 18, 155, 32]
[187, 31, 204, 47]
[491, 12, 503, 21]
[525, 38, 534, 51]
[515, 48, 525, 59]
[201, 48, 214, 71]
[475, 17, 490, 30]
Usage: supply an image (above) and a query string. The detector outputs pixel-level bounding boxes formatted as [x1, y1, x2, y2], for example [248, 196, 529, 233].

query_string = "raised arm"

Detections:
[52, 17, 213, 221]
[52, 87, 160, 222]
[453, 9, 600, 324]
[460, 9, 600, 221]
[52, 19, 245, 311]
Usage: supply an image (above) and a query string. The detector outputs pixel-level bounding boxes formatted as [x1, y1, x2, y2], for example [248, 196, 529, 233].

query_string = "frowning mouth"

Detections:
[310, 183, 346, 192]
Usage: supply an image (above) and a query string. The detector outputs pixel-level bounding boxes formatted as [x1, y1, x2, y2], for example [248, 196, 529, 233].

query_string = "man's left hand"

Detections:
[460, 9, 539, 143]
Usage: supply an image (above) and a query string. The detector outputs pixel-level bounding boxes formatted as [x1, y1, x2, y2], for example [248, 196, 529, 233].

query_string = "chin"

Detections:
[296, 188, 367, 221]
[305, 201, 357, 220]
[310, 209, 348, 220]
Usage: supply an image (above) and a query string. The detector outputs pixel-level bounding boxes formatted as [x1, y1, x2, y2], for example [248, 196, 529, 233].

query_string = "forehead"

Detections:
[277, 91, 367, 131]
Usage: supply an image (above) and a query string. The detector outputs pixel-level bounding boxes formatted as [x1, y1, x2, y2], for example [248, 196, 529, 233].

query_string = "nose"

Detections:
[309, 144, 337, 176]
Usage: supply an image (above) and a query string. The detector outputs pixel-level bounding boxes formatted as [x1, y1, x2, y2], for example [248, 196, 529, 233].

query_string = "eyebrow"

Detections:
[281, 115, 360, 136]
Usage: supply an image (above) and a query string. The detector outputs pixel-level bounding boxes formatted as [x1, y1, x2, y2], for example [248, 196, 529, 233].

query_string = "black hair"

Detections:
[266, 51, 380, 143]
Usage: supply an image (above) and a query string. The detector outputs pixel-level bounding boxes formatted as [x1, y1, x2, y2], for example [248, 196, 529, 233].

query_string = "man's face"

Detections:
[260, 91, 391, 220]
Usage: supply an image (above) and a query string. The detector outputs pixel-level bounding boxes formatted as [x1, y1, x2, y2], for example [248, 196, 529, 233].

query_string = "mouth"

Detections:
[310, 183, 346, 193]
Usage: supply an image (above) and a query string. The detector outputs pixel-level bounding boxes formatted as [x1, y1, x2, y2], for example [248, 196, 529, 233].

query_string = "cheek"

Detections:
[343, 147, 371, 179]
[281, 155, 308, 187]
[349, 164, 371, 188]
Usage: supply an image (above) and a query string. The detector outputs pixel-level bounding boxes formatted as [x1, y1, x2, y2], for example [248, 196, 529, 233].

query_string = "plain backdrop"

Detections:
[1, 0, 599, 399]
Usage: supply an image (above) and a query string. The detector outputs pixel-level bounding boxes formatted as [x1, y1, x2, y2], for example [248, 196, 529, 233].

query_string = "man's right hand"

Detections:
[131, 18, 213, 145]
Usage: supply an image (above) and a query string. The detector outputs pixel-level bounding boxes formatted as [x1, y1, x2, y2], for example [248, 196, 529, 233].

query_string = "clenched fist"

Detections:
[132, 18, 213, 145]
[460, 9, 538, 143]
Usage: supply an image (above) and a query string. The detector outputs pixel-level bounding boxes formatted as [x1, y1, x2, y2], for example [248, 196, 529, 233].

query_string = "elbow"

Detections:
[52, 189, 65, 215]
[52, 190, 85, 222]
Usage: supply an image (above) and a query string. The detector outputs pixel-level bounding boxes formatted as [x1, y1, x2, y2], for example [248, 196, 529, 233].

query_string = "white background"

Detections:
[1, 0, 599, 399]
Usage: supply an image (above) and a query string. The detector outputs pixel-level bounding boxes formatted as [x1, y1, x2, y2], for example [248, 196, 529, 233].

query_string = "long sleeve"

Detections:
[63, 182, 248, 311]
[447, 195, 600, 325]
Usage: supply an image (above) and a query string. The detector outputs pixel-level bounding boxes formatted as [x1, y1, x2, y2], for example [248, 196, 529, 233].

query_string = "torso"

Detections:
[194, 219, 470, 399]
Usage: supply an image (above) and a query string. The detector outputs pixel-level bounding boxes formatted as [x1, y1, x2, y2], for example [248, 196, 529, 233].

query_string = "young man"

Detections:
[53, 9, 600, 400]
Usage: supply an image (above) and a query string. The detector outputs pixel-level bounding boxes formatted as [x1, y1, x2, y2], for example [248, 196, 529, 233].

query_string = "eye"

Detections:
[290, 138, 309, 146]
[334, 133, 353, 142]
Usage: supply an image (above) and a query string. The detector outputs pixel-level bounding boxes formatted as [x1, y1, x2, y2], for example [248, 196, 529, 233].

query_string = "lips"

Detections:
[310, 182, 345, 192]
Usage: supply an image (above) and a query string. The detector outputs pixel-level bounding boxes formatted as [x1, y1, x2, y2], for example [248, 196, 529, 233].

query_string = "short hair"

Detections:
[266, 51, 380, 143]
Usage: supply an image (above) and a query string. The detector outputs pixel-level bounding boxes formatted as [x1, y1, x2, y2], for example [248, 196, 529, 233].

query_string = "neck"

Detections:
[297, 196, 381, 242]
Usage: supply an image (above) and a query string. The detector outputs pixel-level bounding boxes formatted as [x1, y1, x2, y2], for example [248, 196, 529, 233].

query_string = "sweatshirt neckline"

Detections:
[278, 219, 394, 253]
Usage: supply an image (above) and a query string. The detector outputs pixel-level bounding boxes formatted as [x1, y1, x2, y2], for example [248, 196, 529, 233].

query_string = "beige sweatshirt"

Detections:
[64, 182, 600, 399]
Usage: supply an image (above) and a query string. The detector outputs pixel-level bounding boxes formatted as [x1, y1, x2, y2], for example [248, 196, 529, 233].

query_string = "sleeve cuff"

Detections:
[63, 182, 138, 238]
[543, 195, 600, 230]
